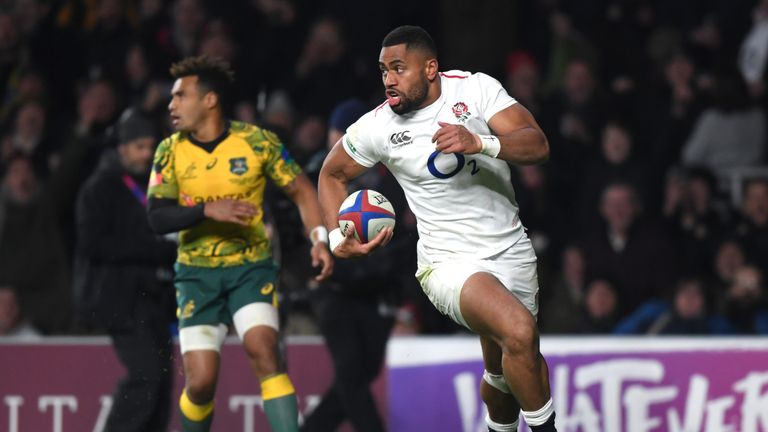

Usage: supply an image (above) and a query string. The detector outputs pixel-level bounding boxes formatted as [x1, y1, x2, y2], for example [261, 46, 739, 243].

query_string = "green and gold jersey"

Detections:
[148, 121, 301, 268]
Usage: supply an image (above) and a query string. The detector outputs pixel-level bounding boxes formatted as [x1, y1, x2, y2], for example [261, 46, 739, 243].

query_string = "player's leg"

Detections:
[460, 272, 556, 431]
[175, 264, 228, 432]
[240, 321, 299, 432]
[229, 260, 299, 432]
[179, 347, 222, 431]
[479, 336, 521, 431]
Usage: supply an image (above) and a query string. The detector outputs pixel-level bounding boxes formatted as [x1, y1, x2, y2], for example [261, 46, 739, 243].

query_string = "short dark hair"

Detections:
[382, 25, 437, 58]
[170, 55, 235, 110]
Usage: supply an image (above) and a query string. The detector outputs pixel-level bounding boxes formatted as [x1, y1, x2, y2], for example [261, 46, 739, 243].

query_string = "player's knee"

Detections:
[243, 326, 279, 376]
[185, 374, 217, 403]
[499, 316, 538, 357]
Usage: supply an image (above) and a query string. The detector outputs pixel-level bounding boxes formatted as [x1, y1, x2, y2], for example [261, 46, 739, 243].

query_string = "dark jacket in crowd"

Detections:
[74, 153, 176, 331]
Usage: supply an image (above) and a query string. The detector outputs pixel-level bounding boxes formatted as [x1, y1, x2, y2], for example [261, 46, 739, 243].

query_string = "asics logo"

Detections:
[206, 158, 218, 169]
[389, 130, 413, 147]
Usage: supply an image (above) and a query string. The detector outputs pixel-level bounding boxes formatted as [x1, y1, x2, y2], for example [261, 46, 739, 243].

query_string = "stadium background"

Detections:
[0, 0, 767, 431]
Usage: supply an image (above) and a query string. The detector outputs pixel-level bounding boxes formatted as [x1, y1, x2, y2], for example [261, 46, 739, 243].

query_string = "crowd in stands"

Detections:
[0, 0, 767, 337]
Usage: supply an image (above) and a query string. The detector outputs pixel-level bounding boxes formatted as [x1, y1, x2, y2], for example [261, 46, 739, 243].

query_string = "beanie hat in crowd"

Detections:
[116, 108, 156, 145]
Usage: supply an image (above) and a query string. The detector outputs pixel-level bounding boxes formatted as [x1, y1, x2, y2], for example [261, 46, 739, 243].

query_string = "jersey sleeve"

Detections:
[475, 72, 517, 122]
[341, 113, 380, 168]
[258, 128, 303, 187]
[147, 137, 178, 200]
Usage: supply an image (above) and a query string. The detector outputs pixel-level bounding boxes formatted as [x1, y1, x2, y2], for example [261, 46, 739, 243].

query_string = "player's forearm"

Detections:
[147, 197, 206, 234]
[318, 165, 350, 231]
[284, 175, 325, 235]
[496, 127, 549, 165]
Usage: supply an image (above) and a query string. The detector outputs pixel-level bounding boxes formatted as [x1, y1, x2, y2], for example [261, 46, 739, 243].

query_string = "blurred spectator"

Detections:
[681, 70, 766, 172]
[504, 50, 543, 115]
[74, 108, 176, 431]
[291, 114, 326, 167]
[510, 164, 562, 263]
[712, 239, 748, 293]
[542, 58, 605, 150]
[572, 278, 621, 334]
[302, 99, 394, 432]
[286, 16, 359, 116]
[739, 0, 768, 98]
[83, 0, 137, 82]
[643, 52, 703, 185]
[168, 0, 207, 59]
[72, 79, 120, 179]
[721, 265, 768, 334]
[581, 182, 678, 315]
[734, 178, 768, 275]
[614, 277, 730, 335]
[576, 121, 652, 232]
[1, 99, 53, 173]
[540, 245, 586, 334]
[663, 166, 732, 274]
[540, 58, 607, 229]
[123, 44, 159, 110]
[0, 153, 78, 334]
[0, 285, 41, 338]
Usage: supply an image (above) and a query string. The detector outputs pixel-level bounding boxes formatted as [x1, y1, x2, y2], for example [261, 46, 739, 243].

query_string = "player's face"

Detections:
[168, 76, 207, 132]
[379, 44, 432, 115]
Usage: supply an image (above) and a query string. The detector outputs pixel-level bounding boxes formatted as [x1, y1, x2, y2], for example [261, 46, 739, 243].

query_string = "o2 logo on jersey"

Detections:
[427, 150, 480, 179]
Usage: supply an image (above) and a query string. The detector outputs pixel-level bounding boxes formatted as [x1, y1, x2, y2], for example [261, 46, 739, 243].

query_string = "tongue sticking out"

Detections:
[386, 92, 401, 106]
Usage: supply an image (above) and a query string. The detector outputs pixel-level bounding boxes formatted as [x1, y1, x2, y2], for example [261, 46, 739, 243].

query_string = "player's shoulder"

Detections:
[156, 132, 187, 153]
[439, 69, 473, 80]
[441, 69, 501, 88]
[359, 100, 390, 122]
[230, 120, 283, 150]
[344, 102, 393, 145]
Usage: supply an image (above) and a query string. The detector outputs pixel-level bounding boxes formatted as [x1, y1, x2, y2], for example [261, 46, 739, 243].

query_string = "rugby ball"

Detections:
[338, 189, 396, 243]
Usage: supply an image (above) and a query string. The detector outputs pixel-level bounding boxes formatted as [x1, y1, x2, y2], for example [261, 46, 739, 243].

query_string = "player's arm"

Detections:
[147, 198, 205, 234]
[318, 140, 394, 258]
[432, 103, 549, 165]
[280, 174, 334, 281]
[147, 198, 258, 234]
[146, 138, 255, 234]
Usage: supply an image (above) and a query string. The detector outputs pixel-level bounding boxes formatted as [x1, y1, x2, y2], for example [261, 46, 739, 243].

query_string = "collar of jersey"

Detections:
[187, 120, 231, 153]
[401, 90, 446, 121]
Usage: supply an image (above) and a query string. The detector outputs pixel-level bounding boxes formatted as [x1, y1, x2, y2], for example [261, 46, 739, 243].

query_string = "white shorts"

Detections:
[415, 235, 539, 329]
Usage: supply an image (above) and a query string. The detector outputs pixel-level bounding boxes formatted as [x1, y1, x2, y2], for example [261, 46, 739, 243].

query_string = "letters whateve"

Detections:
[449, 359, 768, 432]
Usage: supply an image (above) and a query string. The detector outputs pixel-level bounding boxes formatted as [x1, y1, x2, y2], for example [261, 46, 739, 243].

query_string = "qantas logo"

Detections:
[389, 130, 413, 147]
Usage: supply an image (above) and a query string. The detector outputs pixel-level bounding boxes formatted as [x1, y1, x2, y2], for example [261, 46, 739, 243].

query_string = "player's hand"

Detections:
[332, 226, 394, 258]
[432, 121, 482, 155]
[204, 199, 257, 225]
[310, 242, 334, 281]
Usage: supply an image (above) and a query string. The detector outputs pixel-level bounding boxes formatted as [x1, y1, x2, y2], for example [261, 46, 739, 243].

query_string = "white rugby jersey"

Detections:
[342, 70, 525, 261]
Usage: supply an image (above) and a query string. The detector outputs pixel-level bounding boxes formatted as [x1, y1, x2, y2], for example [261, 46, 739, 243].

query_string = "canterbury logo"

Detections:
[389, 130, 413, 147]
[206, 158, 218, 169]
